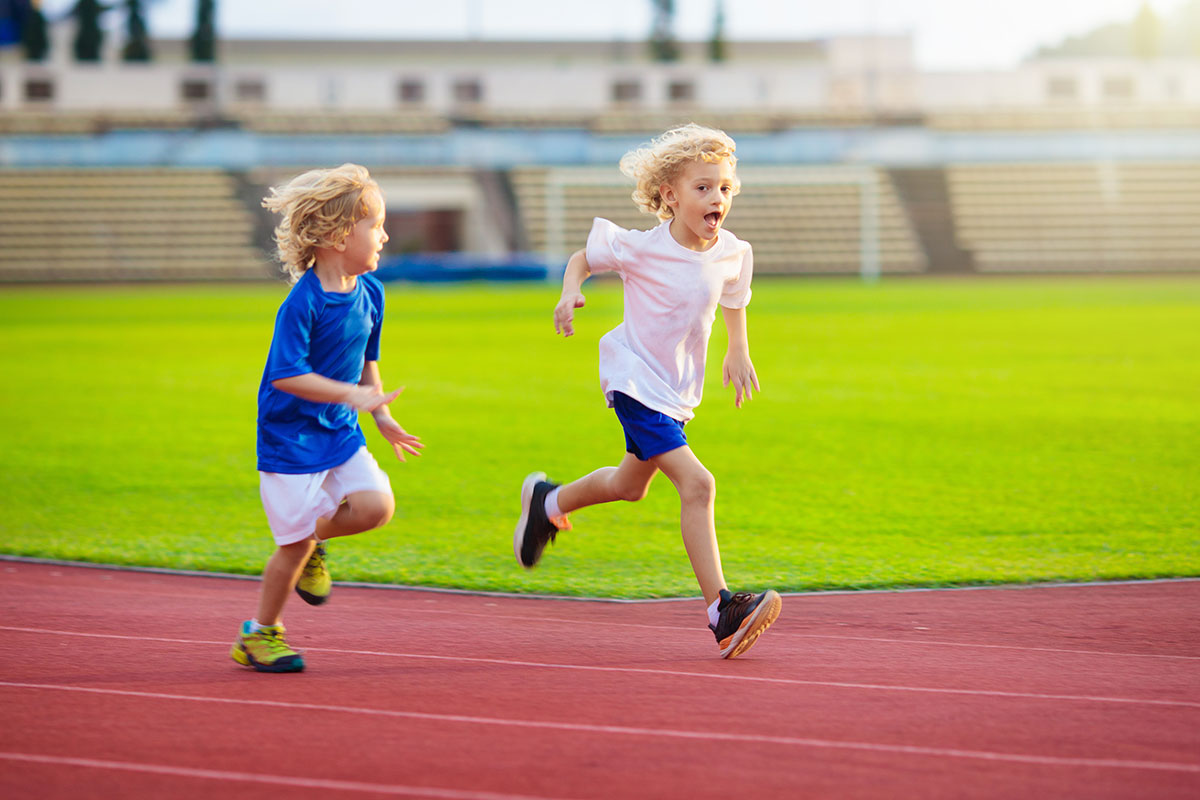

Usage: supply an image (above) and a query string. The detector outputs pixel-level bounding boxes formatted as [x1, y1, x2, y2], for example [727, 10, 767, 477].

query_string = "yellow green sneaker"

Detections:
[295, 541, 331, 606]
[230, 621, 304, 673]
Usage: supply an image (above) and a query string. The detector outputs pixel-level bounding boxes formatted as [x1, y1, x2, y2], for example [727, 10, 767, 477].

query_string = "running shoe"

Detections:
[295, 540, 331, 605]
[230, 621, 305, 673]
[514, 471, 571, 569]
[709, 589, 782, 659]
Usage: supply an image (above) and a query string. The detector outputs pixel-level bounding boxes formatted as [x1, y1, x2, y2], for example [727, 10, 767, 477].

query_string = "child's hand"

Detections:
[375, 415, 424, 462]
[722, 351, 761, 408]
[343, 384, 403, 413]
[554, 292, 586, 336]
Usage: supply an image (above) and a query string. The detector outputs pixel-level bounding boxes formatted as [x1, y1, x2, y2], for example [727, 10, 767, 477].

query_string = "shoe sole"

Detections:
[513, 471, 546, 569]
[295, 587, 330, 606]
[720, 590, 782, 659]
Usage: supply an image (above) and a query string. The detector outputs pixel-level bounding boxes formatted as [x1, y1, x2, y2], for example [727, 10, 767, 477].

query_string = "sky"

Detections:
[40, 0, 1177, 71]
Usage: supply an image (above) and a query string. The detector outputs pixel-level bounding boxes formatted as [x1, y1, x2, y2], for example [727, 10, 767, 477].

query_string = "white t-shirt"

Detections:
[586, 217, 754, 422]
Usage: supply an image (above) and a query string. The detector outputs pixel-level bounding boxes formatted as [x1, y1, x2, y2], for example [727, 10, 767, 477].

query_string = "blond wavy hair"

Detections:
[262, 163, 381, 281]
[618, 123, 740, 221]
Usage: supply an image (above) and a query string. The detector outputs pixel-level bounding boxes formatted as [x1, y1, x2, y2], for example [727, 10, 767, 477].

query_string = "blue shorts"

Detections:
[611, 391, 687, 461]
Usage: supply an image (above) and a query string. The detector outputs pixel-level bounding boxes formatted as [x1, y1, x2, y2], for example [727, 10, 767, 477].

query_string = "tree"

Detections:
[705, 0, 724, 61]
[122, 0, 150, 61]
[649, 0, 678, 62]
[72, 0, 110, 62]
[21, 0, 49, 61]
[708, 0, 726, 62]
[190, 0, 215, 62]
[1130, 1, 1161, 60]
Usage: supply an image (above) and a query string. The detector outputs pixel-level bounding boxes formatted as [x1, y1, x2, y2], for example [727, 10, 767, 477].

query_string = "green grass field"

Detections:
[1, 276, 1197, 598]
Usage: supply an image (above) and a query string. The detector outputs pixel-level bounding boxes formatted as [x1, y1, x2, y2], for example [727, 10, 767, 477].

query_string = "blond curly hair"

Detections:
[618, 123, 740, 221]
[262, 163, 381, 282]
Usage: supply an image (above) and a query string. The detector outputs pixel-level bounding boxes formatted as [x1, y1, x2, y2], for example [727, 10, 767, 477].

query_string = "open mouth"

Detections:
[705, 211, 722, 228]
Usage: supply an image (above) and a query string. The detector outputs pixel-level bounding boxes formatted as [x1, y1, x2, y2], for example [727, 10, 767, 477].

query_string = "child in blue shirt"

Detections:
[231, 163, 422, 673]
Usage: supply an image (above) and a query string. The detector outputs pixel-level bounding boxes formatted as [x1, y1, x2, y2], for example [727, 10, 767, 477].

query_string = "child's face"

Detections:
[662, 157, 736, 251]
[339, 191, 389, 275]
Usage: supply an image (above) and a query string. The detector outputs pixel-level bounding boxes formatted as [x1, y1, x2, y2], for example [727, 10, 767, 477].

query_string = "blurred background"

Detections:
[1, 0, 1199, 282]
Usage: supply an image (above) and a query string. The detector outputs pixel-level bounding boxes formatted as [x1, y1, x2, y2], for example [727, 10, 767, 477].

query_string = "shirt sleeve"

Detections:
[720, 244, 754, 309]
[364, 278, 384, 363]
[264, 295, 316, 382]
[585, 217, 626, 276]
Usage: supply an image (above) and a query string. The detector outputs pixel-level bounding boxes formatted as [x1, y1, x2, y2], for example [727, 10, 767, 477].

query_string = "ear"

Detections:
[659, 182, 679, 209]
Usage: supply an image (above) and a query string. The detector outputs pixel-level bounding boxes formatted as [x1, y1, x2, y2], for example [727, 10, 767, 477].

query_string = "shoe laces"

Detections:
[302, 545, 326, 576]
[719, 592, 757, 621]
[252, 627, 294, 655]
[549, 514, 572, 532]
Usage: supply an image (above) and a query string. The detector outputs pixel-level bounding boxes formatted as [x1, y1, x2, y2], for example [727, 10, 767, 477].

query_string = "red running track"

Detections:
[0, 559, 1198, 799]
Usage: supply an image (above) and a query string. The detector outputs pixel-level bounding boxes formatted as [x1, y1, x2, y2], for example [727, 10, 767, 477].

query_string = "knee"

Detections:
[355, 493, 395, 529]
[679, 469, 716, 506]
[614, 479, 650, 503]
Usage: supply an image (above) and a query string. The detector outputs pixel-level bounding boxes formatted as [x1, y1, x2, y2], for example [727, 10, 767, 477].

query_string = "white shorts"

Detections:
[259, 446, 392, 546]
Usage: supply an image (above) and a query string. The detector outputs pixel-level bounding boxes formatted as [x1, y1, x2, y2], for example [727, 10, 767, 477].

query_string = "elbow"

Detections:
[569, 249, 590, 273]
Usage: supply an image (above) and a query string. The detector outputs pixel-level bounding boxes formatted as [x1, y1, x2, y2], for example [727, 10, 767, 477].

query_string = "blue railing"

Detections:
[5, 126, 1200, 169]
[374, 252, 554, 283]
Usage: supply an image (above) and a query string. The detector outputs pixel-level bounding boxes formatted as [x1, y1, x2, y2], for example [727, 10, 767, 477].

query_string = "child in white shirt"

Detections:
[514, 124, 781, 659]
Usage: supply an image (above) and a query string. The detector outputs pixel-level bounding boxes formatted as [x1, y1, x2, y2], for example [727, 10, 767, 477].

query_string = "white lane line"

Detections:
[770, 632, 1200, 661]
[4, 577, 1197, 662]
[2, 626, 1197, 710]
[0, 752, 574, 800]
[2, 685, 1198, 775]
[376, 609, 1200, 662]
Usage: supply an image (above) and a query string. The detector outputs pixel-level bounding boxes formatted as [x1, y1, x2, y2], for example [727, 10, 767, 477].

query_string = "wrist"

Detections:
[340, 384, 361, 405]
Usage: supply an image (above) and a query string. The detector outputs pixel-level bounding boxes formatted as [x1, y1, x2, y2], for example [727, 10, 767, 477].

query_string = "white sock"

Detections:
[706, 598, 721, 628]
[543, 487, 563, 519]
[249, 619, 268, 632]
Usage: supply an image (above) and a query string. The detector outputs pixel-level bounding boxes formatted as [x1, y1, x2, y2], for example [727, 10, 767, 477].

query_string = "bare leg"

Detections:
[650, 446, 727, 607]
[255, 491, 394, 624]
[314, 490, 395, 540]
[255, 538, 314, 626]
[556, 452, 659, 513]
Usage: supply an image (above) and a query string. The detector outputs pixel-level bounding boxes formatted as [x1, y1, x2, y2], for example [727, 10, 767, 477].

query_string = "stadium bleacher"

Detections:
[947, 162, 1200, 272]
[0, 168, 269, 281]
[3, 125, 1200, 281]
[927, 108, 1200, 131]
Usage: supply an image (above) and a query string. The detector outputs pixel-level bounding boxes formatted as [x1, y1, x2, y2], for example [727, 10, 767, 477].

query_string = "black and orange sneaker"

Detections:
[710, 589, 782, 659]
[514, 471, 571, 569]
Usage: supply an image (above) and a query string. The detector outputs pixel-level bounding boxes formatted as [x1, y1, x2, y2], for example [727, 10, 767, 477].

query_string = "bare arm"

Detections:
[720, 305, 760, 408]
[272, 363, 422, 461]
[271, 371, 398, 412]
[554, 248, 591, 336]
[360, 361, 423, 461]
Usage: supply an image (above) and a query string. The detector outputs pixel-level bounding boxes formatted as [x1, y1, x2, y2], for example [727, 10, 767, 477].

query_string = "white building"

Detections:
[4, 24, 1198, 117]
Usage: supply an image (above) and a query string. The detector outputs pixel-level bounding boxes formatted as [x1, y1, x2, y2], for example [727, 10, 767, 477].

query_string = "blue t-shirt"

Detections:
[256, 270, 385, 474]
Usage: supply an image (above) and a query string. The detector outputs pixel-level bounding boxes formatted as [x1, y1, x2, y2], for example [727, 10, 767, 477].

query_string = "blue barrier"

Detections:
[6, 127, 1200, 169]
[374, 252, 556, 283]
